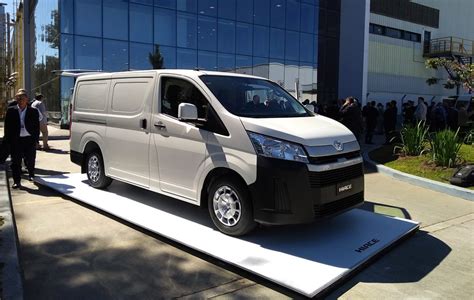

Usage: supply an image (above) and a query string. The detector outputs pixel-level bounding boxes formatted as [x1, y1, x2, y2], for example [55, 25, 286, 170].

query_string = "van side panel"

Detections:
[70, 80, 111, 165]
[105, 77, 154, 188]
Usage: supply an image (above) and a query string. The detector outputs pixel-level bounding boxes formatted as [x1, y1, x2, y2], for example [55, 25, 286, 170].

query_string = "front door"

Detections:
[151, 75, 209, 200]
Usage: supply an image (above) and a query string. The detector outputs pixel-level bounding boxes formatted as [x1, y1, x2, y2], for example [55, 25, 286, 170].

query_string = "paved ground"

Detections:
[3, 125, 474, 299]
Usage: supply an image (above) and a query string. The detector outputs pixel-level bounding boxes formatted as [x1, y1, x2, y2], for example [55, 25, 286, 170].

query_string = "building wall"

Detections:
[55, 0, 320, 125]
[368, 1, 473, 106]
[413, 0, 474, 40]
[338, 0, 369, 105]
[0, 5, 7, 111]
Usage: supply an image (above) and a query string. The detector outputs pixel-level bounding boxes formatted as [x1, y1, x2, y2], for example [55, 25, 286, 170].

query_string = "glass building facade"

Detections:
[27, 0, 342, 126]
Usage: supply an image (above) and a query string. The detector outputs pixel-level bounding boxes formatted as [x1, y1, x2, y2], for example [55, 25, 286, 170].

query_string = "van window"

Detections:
[75, 81, 108, 112]
[200, 75, 310, 118]
[160, 77, 208, 119]
[111, 81, 150, 114]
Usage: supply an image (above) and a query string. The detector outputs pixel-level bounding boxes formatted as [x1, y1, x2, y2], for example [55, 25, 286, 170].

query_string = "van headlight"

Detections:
[248, 132, 309, 163]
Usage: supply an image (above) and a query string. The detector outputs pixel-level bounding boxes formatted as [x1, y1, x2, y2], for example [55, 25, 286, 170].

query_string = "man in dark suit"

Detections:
[4, 89, 41, 189]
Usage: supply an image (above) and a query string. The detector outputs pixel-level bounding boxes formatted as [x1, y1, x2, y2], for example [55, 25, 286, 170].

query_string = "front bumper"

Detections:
[248, 156, 364, 225]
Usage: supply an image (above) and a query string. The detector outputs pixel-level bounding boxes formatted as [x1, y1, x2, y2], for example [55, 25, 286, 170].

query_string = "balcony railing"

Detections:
[423, 37, 473, 58]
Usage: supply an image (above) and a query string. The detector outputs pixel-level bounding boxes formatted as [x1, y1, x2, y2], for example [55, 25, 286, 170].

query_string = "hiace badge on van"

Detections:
[70, 70, 364, 236]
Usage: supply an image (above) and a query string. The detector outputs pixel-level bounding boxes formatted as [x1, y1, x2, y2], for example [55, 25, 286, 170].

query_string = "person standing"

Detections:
[4, 89, 41, 188]
[414, 97, 427, 123]
[364, 101, 379, 144]
[384, 102, 397, 144]
[31, 93, 50, 150]
[339, 97, 363, 143]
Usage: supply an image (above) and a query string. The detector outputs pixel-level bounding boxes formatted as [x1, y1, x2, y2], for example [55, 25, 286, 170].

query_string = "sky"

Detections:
[1, 0, 17, 19]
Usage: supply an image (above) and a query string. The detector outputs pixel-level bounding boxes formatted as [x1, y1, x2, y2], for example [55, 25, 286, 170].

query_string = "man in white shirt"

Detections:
[4, 89, 41, 188]
[414, 97, 427, 122]
[31, 93, 50, 150]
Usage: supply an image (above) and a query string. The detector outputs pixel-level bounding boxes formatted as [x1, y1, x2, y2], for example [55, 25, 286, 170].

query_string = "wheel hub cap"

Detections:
[88, 155, 100, 182]
[213, 185, 241, 227]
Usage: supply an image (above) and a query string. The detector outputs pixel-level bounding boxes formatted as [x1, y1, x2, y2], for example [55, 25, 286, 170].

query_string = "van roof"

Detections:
[76, 69, 265, 81]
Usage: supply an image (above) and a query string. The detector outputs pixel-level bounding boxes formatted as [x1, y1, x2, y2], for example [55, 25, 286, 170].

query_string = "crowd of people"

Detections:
[306, 96, 473, 145]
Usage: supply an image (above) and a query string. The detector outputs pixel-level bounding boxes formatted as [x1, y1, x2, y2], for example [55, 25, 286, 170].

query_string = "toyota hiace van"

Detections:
[70, 70, 364, 236]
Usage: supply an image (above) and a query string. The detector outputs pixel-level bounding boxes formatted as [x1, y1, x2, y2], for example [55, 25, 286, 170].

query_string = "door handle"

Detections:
[140, 119, 147, 129]
[154, 121, 166, 129]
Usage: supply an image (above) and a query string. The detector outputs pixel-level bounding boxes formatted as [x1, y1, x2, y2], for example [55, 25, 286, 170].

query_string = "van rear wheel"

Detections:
[86, 151, 112, 189]
[208, 177, 256, 236]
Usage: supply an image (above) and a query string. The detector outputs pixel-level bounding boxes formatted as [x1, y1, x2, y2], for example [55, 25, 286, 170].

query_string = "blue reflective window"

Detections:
[218, 0, 235, 20]
[253, 0, 269, 26]
[60, 34, 73, 69]
[253, 56, 269, 78]
[103, 40, 129, 71]
[103, 0, 129, 40]
[60, 0, 73, 34]
[236, 55, 253, 74]
[286, 0, 300, 31]
[218, 53, 235, 71]
[198, 51, 217, 70]
[236, 0, 253, 23]
[75, 0, 101, 37]
[198, 16, 217, 51]
[177, 13, 197, 49]
[300, 3, 315, 34]
[269, 28, 285, 59]
[130, 43, 153, 70]
[155, 0, 176, 9]
[198, 0, 217, 16]
[177, 0, 197, 12]
[314, 6, 319, 34]
[75, 36, 102, 70]
[155, 8, 177, 46]
[285, 31, 299, 61]
[130, 4, 153, 43]
[236, 23, 252, 55]
[253, 25, 269, 57]
[131, 0, 153, 5]
[218, 20, 235, 54]
[159, 45, 177, 68]
[271, 0, 285, 29]
[299, 33, 313, 62]
[177, 48, 197, 68]
[313, 35, 318, 65]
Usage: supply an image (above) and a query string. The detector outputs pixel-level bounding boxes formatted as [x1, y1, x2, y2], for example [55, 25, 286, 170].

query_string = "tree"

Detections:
[425, 58, 473, 95]
[149, 45, 164, 69]
[44, 10, 59, 49]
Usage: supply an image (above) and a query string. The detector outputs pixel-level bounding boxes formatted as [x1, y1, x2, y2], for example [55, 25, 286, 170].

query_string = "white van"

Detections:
[70, 70, 364, 236]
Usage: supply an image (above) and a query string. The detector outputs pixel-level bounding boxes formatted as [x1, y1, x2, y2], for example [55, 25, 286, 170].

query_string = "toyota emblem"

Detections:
[333, 140, 343, 151]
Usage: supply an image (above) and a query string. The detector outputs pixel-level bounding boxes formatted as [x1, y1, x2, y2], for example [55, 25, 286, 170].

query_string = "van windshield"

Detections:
[200, 75, 311, 118]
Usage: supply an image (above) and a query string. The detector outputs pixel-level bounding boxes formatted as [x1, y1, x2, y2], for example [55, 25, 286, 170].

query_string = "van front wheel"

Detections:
[208, 177, 256, 236]
[86, 151, 112, 189]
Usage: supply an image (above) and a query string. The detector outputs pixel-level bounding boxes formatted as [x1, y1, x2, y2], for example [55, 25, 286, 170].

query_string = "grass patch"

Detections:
[370, 144, 474, 190]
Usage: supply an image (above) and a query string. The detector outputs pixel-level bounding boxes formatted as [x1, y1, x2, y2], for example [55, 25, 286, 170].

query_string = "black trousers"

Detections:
[11, 136, 37, 183]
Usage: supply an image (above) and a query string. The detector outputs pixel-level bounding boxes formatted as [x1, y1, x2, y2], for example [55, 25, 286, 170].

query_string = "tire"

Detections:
[208, 176, 257, 236]
[86, 150, 112, 189]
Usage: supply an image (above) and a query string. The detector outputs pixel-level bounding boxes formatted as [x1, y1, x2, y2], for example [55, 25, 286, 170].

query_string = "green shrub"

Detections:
[429, 129, 463, 167]
[395, 121, 429, 156]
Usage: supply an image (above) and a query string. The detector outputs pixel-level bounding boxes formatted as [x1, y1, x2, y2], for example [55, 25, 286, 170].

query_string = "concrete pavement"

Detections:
[2, 126, 474, 299]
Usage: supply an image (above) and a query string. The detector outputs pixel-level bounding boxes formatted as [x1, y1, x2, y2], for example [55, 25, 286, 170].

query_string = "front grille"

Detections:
[309, 163, 363, 188]
[314, 192, 364, 218]
[308, 150, 360, 165]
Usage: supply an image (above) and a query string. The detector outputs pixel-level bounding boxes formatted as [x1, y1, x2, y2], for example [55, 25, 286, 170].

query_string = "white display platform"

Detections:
[36, 174, 419, 298]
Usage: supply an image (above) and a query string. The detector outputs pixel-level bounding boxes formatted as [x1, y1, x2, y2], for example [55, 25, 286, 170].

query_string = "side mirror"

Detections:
[178, 103, 198, 121]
